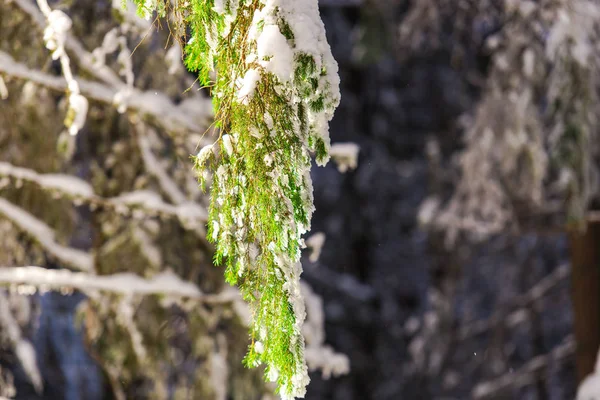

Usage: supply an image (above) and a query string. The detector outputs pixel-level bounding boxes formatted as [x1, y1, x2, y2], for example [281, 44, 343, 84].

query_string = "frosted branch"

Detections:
[137, 133, 187, 205]
[0, 266, 201, 298]
[0, 51, 211, 136]
[36, 0, 88, 136]
[13, 0, 128, 88]
[0, 199, 93, 272]
[301, 282, 350, 379]
[0, 292, 42, 393]
[0, 162, 207, 230]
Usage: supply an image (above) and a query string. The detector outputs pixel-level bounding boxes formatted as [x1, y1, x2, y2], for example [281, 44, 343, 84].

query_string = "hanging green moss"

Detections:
[131, 0, 340, 398]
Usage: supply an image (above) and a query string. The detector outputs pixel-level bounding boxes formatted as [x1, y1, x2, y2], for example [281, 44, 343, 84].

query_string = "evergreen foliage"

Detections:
[131, 0, 340, 397]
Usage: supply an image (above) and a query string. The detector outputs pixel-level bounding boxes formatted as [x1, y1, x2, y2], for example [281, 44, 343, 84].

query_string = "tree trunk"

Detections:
[570, 215, 600, 382]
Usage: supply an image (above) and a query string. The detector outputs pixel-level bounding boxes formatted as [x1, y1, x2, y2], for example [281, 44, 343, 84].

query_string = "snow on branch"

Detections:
[0, 292, 42, 393]
[12, 0, 123, 88]
[302, 282, 350, 379]
[137, 133, 187, 205]
[0, 162, 207, 231]
[0, 50, 211, 136]
[10, 0, 212, 134]
[459, 264, 570, 340]
[0, 198, 93, 272]
[36, 0, 88, 136]
[472, 335, 575, 399]
[0, 162, 94, 198]
[0, 266, 204, 299]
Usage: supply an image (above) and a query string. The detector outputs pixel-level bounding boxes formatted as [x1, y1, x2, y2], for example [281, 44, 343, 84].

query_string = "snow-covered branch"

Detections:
[137, 133, 187, 206]
[0, 199, 93, 272]
[36, 0, 88, 135]
[0, 50, 211, 135]
[0, 292, 42, 393]
[459, 264, 570, 340]
[302, 282, 350, 379]
[0, 162, 207, 230]
[472, 335, 575, 399]
[0, 266, 205, 299]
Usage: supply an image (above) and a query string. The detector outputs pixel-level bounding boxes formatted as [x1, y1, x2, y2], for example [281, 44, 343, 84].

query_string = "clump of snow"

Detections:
[257, 25, 294, 82]
[68, 93, 89, 135]
[237, 68, 261, 105]
[213, 0, 225, 14]
[305, 232, 325, 263]
[210, 334, 229, 400]
[197, 144, 214, 164]
[0, 292, 43, 393]
[91, 28, 120, 69]
[329, 143, 360, 173]
[42, 10, 72, 59]
[222, 134, 234, 156]
[301, 282, 349, 379]
[0, 76, 7, 100]
[38, 0, 88, 136]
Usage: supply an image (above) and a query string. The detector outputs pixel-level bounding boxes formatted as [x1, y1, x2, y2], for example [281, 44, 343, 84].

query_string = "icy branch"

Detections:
[0, 267, 250, 310]
[329, 143, 360, 173]
[0, 199, 93, 272]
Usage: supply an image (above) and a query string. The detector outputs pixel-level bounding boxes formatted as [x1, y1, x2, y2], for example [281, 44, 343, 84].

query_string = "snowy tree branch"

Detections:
[459, 264, 570, 340]
[0, 292, 42, 393]
[472, 335, 575, 399]
[136, 133, 187, 206]
[0, 50, 210, 135]
[0, 162, 207, 230]
[0, 198, 93, 272]
[0, 266, 207, 299]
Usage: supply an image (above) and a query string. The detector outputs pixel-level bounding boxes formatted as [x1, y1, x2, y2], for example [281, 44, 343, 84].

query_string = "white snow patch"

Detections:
[305, 232, 325, 263]
[222, 134, 234, 156]
[257, 25, 294, 82]
[68, 93, 89, 135]
[237, 68, 261, 105]
[329, 142, 359, 173]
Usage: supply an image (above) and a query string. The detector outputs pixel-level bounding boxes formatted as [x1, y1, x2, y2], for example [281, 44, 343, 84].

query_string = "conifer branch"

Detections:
[130, 0, 341, 397]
